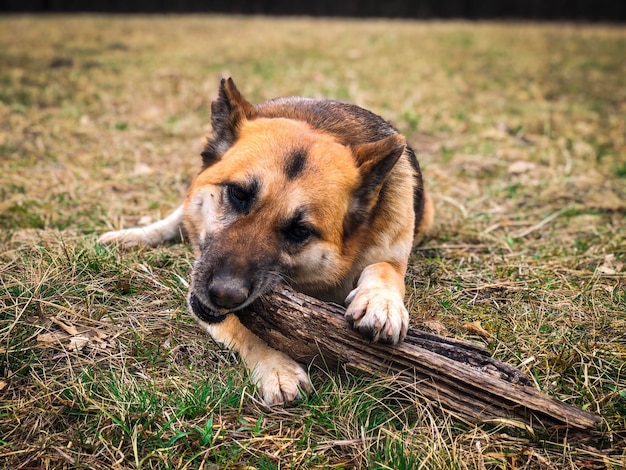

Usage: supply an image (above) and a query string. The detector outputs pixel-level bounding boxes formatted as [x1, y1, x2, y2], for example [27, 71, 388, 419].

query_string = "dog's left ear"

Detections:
[201, 78, 257, 167]
[345, 134, 406, 237]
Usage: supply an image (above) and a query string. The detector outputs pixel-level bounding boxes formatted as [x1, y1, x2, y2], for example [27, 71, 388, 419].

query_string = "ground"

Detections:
[0, 15, 624, 469]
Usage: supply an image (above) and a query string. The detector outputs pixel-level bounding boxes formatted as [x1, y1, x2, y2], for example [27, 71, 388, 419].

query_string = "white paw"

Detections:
[98, 228, 156, 248]
[251, 351, 311, 405]
[345, 286, 409, 344]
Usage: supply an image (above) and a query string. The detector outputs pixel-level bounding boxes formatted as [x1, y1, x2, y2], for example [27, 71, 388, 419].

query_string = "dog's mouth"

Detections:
[189, 293, 229, 323]
[188, 274, 280, 323]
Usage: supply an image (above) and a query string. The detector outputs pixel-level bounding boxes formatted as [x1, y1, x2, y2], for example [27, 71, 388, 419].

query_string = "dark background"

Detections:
[1, 0, 625, 21]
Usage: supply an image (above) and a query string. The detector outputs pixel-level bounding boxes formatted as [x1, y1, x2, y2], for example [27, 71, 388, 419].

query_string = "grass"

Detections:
[1, 14, 625, 469]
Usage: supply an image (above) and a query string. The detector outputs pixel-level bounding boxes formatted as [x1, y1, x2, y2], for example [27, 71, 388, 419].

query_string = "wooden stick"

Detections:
[238, 285, 600, 430]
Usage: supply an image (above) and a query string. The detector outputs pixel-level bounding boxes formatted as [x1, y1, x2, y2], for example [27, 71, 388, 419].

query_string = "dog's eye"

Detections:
[284, 223, 313, 243]
[227, 184, 250, 212]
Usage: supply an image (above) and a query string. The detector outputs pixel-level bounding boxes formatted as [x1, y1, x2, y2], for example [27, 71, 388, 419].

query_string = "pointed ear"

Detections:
[201, 78, 257, 167]
[344, 134, 406, 237]
[353, 133, 406, 188]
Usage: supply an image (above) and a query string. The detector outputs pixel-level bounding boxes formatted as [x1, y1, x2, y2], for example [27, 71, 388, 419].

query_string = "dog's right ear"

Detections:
[201, 78, 257, 167]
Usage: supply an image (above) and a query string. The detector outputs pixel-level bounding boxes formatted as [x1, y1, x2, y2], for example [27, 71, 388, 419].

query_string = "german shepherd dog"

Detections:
[99, 78, 434, 405]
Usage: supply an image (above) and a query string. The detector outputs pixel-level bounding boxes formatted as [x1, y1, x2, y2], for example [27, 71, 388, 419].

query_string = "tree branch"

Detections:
[238, 285, 600, 430]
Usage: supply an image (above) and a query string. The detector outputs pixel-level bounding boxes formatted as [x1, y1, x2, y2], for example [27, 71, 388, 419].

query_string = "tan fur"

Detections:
[99, 78, 434, 405]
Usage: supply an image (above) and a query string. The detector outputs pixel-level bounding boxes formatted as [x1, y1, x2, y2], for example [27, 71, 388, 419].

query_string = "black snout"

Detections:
[208, 275, 250, 310]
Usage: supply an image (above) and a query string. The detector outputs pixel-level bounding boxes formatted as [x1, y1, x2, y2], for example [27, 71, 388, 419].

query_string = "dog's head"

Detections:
[183, 78, 406, 322]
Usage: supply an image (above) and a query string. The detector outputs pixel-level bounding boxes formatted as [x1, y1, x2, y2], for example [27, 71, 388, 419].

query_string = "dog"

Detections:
[99, 78, 434, 405]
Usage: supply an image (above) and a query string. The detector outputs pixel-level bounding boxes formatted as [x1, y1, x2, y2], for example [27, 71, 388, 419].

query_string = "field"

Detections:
[1, 15, 625, 469]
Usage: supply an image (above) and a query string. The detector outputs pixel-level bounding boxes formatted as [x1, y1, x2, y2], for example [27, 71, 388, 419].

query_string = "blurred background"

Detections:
[2, 0, 625, 21]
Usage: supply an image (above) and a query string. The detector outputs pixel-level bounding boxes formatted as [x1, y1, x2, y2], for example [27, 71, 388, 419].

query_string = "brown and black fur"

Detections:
[203, 86, 428, 239]
[99, 78, 434, 405]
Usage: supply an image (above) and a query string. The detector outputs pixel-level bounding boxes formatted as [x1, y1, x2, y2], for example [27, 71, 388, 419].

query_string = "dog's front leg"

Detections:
[98, 206, 184, 248]
[345, 262, 409, 344]
[201, 314, 311, 405]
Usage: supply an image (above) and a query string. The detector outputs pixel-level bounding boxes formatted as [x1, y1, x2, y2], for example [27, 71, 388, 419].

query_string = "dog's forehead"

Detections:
[225, 118, 359, 188]
[225, 118, 358, 221]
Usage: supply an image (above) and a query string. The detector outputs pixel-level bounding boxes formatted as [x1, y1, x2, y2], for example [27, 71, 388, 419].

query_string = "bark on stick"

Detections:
[239, 285, 600, 430]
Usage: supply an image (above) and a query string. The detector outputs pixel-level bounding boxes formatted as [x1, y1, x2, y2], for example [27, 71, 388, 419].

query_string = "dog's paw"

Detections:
[345, 286, 409, 344]
[98, 228, 156, 248]
[251, 350, 311, 406]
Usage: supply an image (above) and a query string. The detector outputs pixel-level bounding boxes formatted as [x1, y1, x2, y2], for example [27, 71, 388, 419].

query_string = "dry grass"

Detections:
[1, 15, 625, 469]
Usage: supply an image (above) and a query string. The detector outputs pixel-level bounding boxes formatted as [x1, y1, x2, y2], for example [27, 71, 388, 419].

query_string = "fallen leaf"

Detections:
[68, 336, 90, 351]
[598, 254, 623, 275]
[463, 321, 492, 339]
[0, 380, 7, 391]
[598, 265, 616, 275]
[421, 320, 449, 335]
[37, 332, 67, 346]
[95, 329, 109, 340]
[37, 323, 111, 352]
[508, 161, 536, 175]
[51, 318, 79, 336]
[134, 163, 153, 176]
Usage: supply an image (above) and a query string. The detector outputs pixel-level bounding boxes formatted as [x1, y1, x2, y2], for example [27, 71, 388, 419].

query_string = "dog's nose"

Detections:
[208, 277, 250, 310]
